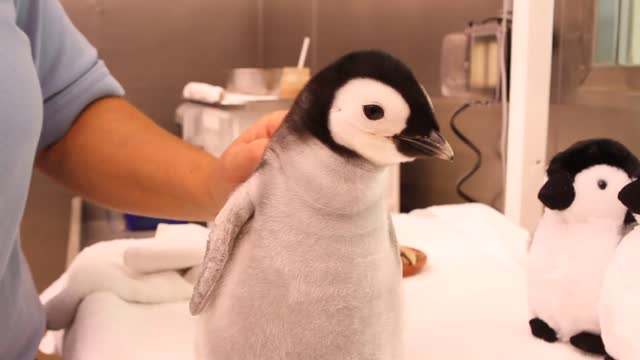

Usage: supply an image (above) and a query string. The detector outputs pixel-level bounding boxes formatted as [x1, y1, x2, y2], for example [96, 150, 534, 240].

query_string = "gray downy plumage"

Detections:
[190, 50, 454, 360]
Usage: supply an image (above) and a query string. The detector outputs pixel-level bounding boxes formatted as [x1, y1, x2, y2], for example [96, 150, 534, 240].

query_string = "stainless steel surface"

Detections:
[60, 0, 264, 133]
[467, 21, 504, 100]
[440, 21, 505, 101]
[261, 0, 505, 211]
[402, 0, 640, 211]
[441, 32, 470, 98]
[80, 202, 155, 247]
[225, 67, 283, 95]
[262, 0, 503, 95]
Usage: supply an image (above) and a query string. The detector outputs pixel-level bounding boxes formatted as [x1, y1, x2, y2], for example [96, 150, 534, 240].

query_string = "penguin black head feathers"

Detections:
[538, 139, 639, 222]
[285, 49, 454, 166]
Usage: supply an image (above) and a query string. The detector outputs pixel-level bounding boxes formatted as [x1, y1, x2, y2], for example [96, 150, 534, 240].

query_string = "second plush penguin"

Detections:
[599, 176, 640, 360]
[527, 139, 638, 355]
[189, 50, 454, 360]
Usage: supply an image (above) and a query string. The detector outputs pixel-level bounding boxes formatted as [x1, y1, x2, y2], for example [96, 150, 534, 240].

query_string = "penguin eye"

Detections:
[363, 104, 384, 120]
[598, 179, 608, 190]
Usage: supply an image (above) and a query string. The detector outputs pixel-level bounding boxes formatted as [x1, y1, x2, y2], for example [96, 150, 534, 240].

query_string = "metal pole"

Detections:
[504, 0, 555, 233]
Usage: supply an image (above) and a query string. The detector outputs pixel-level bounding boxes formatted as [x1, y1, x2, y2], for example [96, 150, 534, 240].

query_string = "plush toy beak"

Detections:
[619, 179, 640, 214]
[394, 130, 454, 161]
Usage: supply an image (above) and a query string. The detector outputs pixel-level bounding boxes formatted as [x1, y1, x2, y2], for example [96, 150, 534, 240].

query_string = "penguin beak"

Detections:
[394, 130, 454, 161]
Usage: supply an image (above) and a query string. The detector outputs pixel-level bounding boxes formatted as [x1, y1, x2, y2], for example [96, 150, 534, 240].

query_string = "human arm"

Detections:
[17, 0, 284, 221]
[36, 99, 284, 221]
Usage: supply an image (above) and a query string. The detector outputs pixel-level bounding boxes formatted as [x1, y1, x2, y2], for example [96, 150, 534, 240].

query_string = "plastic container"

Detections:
[225, 67, 283, 96]
[278, 67, 311, 99]
[124, 213, 187, 231]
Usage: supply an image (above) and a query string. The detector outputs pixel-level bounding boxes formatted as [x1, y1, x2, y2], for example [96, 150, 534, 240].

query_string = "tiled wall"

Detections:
[261, 0, 502, 95]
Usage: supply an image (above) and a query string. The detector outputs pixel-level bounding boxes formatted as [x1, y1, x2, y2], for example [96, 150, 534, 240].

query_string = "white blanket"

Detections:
[40, 204, 596, 359]
[39, 223, 209, 331]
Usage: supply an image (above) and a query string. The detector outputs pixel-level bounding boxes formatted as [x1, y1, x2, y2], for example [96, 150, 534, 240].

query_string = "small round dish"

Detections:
[401, 247, 428, 277]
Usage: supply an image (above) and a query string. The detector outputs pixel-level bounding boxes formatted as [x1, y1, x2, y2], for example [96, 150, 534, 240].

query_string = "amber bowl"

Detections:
[402, 247, 428, 278]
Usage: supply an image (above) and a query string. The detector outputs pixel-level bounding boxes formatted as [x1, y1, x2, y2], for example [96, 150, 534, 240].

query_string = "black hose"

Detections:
[450, 102, 488, 203]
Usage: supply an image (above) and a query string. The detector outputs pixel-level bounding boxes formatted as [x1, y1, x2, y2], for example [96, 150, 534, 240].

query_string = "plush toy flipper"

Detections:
[538, 171, 575, 210]
[624, 210, 636, 225]
[189, 177, 256, 316]
[529, 318, 558, 343]
[569, 332, 606, 355]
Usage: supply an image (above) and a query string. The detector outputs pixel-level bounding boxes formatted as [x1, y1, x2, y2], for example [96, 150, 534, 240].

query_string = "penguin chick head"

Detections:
[288, 50, 454, 166]
[539, 139, 639, 223]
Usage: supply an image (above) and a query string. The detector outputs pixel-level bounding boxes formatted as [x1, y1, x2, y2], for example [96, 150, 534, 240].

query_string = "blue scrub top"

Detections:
[1, 0, 123, 358]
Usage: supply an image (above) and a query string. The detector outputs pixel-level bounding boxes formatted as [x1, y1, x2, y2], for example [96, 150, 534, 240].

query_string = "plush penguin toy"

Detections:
[527, 139, 638, 355]
[599, 175, 640, 360]
[189, 50, 454, 360]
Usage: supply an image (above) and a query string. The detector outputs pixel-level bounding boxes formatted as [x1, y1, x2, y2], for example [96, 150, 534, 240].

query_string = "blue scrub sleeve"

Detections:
[15, 0, 125, 150]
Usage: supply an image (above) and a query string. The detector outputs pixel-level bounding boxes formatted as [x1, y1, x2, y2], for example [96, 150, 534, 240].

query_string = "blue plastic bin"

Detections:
[124, 213, 188, 231]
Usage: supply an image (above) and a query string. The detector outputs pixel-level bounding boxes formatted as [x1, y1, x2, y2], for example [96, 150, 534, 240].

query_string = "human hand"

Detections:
[219, 110, 287, 185]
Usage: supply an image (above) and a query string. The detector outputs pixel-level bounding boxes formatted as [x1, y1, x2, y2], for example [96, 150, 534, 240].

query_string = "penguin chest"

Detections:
[198, 205, 403, 359]
[527, 218, 622, 336]
[600, 230, 640, 358]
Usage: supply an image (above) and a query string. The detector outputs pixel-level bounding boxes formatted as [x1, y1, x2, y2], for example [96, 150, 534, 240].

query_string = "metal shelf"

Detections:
[66, 197, 155, 267]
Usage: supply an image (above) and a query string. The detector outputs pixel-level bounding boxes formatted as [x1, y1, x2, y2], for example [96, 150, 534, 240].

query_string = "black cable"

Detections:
[450, 101, 490, 203]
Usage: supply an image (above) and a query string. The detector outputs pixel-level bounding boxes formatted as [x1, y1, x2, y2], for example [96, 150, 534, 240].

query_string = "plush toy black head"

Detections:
[539, 139, 639, 213]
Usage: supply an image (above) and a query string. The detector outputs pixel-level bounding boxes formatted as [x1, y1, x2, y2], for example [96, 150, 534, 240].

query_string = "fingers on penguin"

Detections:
[599, 174, 640, 360]
[189, 50, 453, 360]
[527, 139, 639, 355]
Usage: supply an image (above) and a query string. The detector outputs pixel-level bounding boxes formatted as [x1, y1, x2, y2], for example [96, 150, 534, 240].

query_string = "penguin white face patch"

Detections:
[327, 78, 414, 166]
[564, 164, 631, 222]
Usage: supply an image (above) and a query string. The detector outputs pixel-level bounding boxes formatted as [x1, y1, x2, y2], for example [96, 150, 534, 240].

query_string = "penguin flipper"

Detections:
[387, 214, 402, 268]
[529, 318, 558, 343]
[569, 331, 606, 355]
[388, 214, 399, 248]
[189, 177, 257, 315]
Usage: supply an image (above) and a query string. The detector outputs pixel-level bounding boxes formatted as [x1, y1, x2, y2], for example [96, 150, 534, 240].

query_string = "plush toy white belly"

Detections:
[527, 214, 622, 341]
[599, 228, 640, 359]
